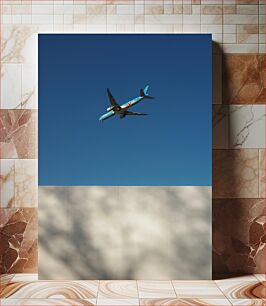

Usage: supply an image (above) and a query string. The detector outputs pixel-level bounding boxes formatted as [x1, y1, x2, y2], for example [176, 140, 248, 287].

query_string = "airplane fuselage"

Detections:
[99, 96, 145, 121]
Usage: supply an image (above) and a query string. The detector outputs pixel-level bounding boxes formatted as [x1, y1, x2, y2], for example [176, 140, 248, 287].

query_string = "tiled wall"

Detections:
[0, 0, 265, 277]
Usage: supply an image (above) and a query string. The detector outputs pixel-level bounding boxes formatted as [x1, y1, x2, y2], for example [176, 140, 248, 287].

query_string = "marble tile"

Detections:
[0, 110, 37, 159]
[0, 274, 14, 295]
[172, 281, 225, 298]
[254, 274, 266, 283]
[229, 300, 266, 306]
[1, 281, 99, 299]
[0, 159, 15, 208]
[213, 105, 229, 149]
[215, 281, 265, 299]
[15, 159, 37, 207]
[140, 298, 232, 305]
[212, 199, 266, 275]
[213, 149, 259, 198]
[1, 25, 38, 65]
[138, 281, 176, 298]
[1, 64, 22, 109]
[215, 276, 259, 285]
[10, 274, 38, 282]
[212, 53, 222, 104]
[0, 208, 38, 274]
[98, 281, 138, 299]
[259, 150, 265, 198]
[97, 299, 139, 305]
[223, 54, 264, 104]
[21, 63, 37, 109]
[228, 105, 265, 149]
[0, 299, 97, 305]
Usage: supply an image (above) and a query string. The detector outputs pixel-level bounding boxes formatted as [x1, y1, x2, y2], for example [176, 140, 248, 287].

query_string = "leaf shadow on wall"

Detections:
[39, 186, 211, 280]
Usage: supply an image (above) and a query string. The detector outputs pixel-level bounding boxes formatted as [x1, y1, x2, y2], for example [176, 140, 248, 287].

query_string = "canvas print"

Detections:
[38, 34, 212, 279]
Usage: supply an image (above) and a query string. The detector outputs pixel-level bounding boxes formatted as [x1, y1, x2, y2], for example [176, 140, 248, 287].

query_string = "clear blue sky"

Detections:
[38, 34, 212, 186]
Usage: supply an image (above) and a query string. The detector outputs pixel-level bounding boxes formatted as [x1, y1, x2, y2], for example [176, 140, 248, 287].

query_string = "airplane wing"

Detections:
[107, 88, 119, 107]
[125, 111, 148, 116]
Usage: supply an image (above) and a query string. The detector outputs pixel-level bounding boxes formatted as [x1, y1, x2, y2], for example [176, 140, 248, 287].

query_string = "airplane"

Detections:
[99, 85, 154, 121]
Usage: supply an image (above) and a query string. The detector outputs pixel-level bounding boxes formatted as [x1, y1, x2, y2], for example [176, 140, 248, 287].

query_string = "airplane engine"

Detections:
[107, 106, 121, 112]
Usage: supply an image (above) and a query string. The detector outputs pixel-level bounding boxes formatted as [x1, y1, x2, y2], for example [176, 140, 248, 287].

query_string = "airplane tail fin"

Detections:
[140, 85, 154, 99]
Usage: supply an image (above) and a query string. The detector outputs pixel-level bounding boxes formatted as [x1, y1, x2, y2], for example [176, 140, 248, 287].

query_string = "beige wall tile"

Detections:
[135, 4, 144, 15]
[12, 5, 31, 15]
[164, 5, 174, 15]
[201, 24, 222, 34]
[73, 5, 86, 14]
[223, 14, 258, 24]
[2, 15, 12, 24]
[3, 4, 12, 14]
[32, 5, 53, 15]
[183, 14, 200, 24]
[237, 24, 259, 33]
[201, 15, 222, 24]
[236, 0, 259, 4]
[223, 24, 237, 33]
[223, 43, 258, 53]
[173, 5, 182, 14]
[223, 5, 236, 14]
[144, 24, 174, 33]
[192, 5, 200, 14]
[87, 15, 107, 25]
[116, 5, 134, 15]
[237, 33, 259, 43]
[223, 33, 236, 43]
[144, 5, 164, 15]
[182, 5, 192, 14]
[201, 5, 223, 15]
[54, 14, 63, 24]
[183, 24, 201, 32]
[73, 14, 86, 24]
[145, 15, 182, 25]
[237, 4, 259, 14]
[107, 5, 116, 15]
[259, 4, 265, 14]
[107, 15, 134, 25]
[87, 5, 106, 15]
[64, 14, 73, 25]
[32, 15, 54, 24]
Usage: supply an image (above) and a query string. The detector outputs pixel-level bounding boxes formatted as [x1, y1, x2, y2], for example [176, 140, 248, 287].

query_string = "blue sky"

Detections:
[38, 34, 212, 186]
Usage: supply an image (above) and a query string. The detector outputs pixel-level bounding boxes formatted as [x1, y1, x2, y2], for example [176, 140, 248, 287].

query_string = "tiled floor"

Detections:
[0, 275, 265, 305]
